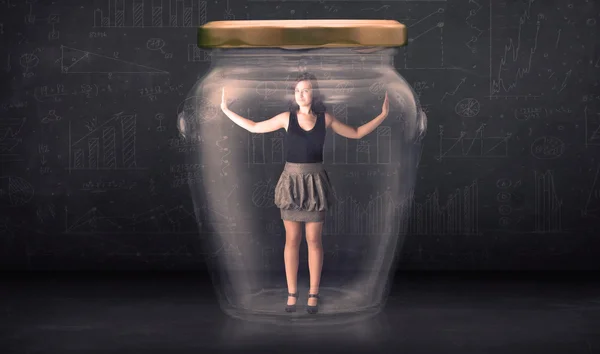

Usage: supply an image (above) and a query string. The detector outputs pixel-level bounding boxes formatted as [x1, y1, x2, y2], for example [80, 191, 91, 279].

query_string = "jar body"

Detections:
[178, 47, 426, 325]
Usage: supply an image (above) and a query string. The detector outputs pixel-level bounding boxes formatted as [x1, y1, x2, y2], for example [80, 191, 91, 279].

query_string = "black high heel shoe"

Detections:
[285, 292, 298, 313]
[307, 293, 319, 314]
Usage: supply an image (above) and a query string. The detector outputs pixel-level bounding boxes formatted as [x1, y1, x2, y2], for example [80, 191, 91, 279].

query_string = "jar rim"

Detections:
[197, 19, 407, 49]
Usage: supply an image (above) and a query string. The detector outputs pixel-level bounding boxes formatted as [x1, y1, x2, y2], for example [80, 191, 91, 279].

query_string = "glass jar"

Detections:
[178, 20, 427, 325]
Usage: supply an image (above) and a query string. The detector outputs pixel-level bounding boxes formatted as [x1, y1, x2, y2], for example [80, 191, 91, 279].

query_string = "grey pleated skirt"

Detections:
[274, 162, 334, 222]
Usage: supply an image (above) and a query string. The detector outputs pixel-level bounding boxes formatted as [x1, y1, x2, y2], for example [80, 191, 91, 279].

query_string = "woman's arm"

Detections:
[222, 108, 287, 133]
[221, 87, 287, 133]
[356, 112, 388, 138]
[328, 91, 389, 139]
[328, 113, 360, 139]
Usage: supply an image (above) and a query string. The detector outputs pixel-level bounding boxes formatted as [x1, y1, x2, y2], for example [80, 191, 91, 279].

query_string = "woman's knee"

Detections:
[284, 220, 302, 247]
[305, 222, 323, 248]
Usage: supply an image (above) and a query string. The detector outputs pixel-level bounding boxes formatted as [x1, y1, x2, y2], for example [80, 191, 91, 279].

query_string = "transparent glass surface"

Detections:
[178, 47, 427, 325]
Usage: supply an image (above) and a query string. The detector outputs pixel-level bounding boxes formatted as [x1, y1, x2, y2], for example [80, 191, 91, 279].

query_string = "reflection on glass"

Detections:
[178, 22, 426, 325]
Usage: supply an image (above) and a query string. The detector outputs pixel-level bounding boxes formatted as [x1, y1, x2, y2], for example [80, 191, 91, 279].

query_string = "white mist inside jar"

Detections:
[178, 20, 427, 325]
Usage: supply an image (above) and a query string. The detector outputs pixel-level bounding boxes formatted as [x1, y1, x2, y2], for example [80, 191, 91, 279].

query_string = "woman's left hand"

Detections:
[381, 91, 389, 118]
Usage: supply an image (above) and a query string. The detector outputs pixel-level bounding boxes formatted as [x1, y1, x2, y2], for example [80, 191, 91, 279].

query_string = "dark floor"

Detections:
[2, 272, 599, 354]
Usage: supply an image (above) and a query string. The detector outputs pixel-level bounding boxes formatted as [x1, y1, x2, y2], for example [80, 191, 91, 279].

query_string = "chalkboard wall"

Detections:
[1, 0, 599, 270]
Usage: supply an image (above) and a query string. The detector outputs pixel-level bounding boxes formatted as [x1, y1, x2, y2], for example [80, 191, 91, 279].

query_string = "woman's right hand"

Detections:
[220, 87, 228, 111]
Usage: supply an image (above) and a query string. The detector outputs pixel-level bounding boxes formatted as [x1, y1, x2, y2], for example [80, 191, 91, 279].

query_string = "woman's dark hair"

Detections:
[288, 72, 327, 115]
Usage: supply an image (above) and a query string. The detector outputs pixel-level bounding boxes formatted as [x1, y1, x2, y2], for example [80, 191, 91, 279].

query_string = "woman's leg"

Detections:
[283, 219, 303, 305]
[305, 221, 324, 306]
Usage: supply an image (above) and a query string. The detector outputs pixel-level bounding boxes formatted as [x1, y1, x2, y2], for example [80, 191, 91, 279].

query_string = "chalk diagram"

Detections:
[146, 38, 172, 59]
[60, 45, 168, 75]
[20, 52, 39, 77]
[251, 179, 276, 208]
[496, 177, 517, 229]
[195, 201, 240, 235]
[247, 129, 274, 165]
[583, 164, 600, 219]
[534, 171, 562, 233]
[203, 239, 243, 264]
[215, 135, 231, 176]
[488, 0, 578, 99]
[584, 105, 600, 148]
[60, 206, 205, 259]
[187, 44, 211, 63]
[255, 82, 278, 100]
[530, 136, 564, 160]
[64, 205, 198, 234]
[0, 176, 34, 207]
[93, 0, 207, 28]
[176, 95, 219, 126]
[324, 189, 406, 236]
[440, 77, 466, 103]
[437, 124, 511, 160]
[454, 98, 480, 118]
[402, 6, 446, 69]
[0, 117, 26, 163]
[404, 180, 479, 236]
[68, 112, 143, 172]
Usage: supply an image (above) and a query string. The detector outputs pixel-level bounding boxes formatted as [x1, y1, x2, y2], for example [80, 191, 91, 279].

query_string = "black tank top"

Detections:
[285, 110, 326, 163]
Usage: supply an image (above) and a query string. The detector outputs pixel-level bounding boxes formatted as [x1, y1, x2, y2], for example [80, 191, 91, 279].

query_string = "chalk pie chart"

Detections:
[0, 176, 34, 207]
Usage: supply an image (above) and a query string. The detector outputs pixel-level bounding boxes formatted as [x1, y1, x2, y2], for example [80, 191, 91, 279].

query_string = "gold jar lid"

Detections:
[197, 20, 407, 49]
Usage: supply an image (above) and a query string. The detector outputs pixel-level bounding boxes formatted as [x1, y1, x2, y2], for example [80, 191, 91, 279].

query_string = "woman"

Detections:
[220, 72, 389, 314]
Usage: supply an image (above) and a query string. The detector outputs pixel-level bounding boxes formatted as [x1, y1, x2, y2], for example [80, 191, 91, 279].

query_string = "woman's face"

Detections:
[294, 80, 313, 107]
